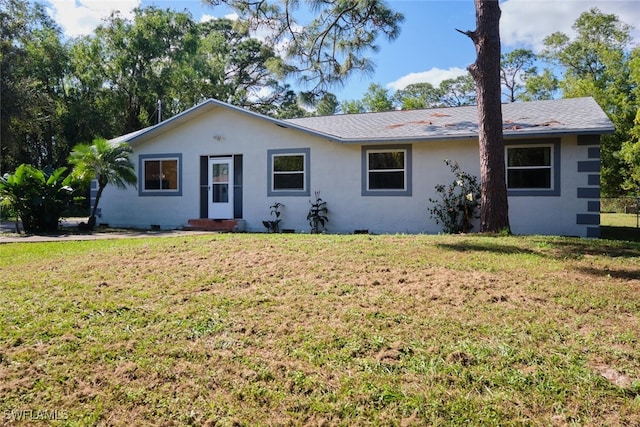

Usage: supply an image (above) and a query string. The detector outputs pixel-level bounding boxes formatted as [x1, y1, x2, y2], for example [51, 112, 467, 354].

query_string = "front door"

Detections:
[209, 157, 234, 219]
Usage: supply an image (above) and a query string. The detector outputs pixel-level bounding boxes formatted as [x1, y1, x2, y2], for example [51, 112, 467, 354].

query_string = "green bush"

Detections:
[0, 164, 74, 233]
[428, 159, 481, 234]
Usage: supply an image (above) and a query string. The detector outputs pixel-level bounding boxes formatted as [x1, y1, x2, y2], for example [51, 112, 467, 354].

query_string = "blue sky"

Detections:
[45, 0, 640, 103]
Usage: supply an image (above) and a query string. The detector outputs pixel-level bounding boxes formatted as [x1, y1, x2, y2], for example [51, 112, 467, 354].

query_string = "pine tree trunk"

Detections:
[462, 0, 511, 233]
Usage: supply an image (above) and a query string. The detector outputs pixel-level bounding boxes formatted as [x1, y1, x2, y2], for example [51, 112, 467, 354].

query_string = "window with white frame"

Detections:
[139, 154, 182, 196]
[505, 140, 560, 196]
[267, 148, 310, 196]
[362, 145, 412, 196]
[507, 145, 552, 189]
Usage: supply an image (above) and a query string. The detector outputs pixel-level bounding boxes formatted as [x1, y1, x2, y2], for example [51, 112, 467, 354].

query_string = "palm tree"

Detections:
[68, 138, 136, 229]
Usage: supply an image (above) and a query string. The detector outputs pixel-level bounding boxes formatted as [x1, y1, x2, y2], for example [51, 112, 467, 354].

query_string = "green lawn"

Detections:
[601, 212, 640, 228]
[1, 234, 639, 425]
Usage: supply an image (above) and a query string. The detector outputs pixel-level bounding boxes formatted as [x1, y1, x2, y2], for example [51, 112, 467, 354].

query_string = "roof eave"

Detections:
[503, 126, 615, 139]
[327, 126, 615, 144]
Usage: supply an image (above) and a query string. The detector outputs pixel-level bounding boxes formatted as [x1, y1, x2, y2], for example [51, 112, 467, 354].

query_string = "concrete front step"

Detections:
[184, 219, 243, 232]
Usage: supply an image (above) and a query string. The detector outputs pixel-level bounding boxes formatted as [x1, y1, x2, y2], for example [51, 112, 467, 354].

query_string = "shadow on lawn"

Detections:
[541, 238, 640, 259]
[438, 238, 640, 282]
[600, 226, 640, 242]
[575, 266, 640, 280]
[436, 234, 640, 260]
[435, 240, 539, 256]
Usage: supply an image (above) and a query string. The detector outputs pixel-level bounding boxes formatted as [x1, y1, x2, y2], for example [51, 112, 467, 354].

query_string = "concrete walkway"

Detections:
[0, 219, 199, 244]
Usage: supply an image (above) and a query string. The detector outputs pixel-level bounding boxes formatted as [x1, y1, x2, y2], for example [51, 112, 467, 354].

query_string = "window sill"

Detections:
[267, 190, 310, 197]
[139, 190, 182, 197]
[507, 189, 559, 197]
[362, 189, 412, 197]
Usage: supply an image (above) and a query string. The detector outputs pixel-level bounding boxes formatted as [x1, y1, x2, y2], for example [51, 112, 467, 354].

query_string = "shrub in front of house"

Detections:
[0, 164, 74, 233]
[428, 159, 481, 234]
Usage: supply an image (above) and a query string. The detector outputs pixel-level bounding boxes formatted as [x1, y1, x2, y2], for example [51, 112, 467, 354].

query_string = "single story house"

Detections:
[98, 96, 614, 237]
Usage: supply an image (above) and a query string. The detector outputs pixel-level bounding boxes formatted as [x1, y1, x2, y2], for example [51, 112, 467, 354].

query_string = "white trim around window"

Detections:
[361, 145, 412, 196]
[139, 153, 182, 196]
[505, 139, 560, 196]
[267, 148, 310, 197]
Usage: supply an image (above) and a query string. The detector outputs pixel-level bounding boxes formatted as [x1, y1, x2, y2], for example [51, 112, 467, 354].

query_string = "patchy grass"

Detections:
[601, 213, 640, 228]
[1, 234, 639, 426]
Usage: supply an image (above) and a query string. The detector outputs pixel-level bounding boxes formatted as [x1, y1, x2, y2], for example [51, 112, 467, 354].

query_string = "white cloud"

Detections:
[500, 0, 640, 50]
[200, 12, 239, 23]
[387, 67, 468, 91]
[225, 12, 239, 21]
[46, 0, 141, 37]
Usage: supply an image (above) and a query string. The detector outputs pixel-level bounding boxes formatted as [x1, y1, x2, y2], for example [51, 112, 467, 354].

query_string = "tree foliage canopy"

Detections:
[203, 0, 404, 95]
[541, 8, 637, 196]
[1, 2, 307, 174]
[0, 0, 68, 171]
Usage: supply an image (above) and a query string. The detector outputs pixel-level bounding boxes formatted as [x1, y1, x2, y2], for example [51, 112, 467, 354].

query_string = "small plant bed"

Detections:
[263, 202, 285, 233]
[307, 191, 328, 233]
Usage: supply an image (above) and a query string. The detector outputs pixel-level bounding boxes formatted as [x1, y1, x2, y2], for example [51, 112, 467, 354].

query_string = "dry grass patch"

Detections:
[1, 234, 639, 425]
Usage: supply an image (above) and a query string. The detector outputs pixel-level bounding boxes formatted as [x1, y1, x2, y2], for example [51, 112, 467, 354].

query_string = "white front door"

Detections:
[209, 157, 234, 219]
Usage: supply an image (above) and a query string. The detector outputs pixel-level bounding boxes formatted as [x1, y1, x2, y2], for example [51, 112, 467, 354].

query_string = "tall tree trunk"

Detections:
[460, 0, 511, 233]
[91, 184, 104, 219]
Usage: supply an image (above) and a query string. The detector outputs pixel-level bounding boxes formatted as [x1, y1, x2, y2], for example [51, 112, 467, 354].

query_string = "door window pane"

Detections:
[213, 184, 228, 203]
[212, 163, 229, 183]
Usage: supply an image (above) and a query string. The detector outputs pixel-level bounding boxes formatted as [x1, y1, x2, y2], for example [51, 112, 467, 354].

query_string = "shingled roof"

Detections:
[112, 96, 614, 146]
[285, 97, 614, 143]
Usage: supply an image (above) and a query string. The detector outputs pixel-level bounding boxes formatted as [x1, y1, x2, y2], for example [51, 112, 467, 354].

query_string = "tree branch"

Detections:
[456, 28, 477, 43]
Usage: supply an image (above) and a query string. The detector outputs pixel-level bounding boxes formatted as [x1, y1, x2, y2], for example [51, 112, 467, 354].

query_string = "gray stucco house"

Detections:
[99, 96, 614, 237]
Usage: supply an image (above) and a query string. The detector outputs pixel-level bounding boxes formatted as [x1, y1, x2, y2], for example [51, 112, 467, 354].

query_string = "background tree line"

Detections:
[1, 2, 639, 198]
[0, 0, 303, 176]
[339, 8, 640, 198]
